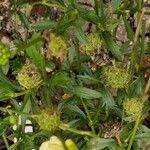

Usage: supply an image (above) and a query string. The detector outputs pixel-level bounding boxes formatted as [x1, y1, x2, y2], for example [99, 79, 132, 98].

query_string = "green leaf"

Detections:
[26, 34, 44, 69]
[0, 68, 20, 91]
[50, 72, 74, 90]
[77, 74, 100, 84]
[17, 11, 30, 29]
[74, 28, 87, 44]
[78, 8, 101, 24]
[99, 85, 116, 109]
[0, 120, 9, 135]
[20, 93, 32, 132]
[68, 47, 76, 64]
[32, 20, 57, 30]
[1, 62, 10, 75]
[87, 138, 118, 150]
[61, 104, 86, 118]
[102, 31, 123, 60]
[112, 0, 121, 12]
[136, 132, 150, 139]
[73, 86, 101, 99]
[122, 15, 134, 41]
[128, 73, 146, 97]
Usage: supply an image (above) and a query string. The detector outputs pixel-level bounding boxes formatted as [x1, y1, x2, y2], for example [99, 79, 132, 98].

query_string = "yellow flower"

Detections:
[17, 63, 42, 89]
[39, 136, 65, 150]
[0, 42, 10, 65]
[123, 98, 144, 119]
[103, 63, 130, 88]
[80, 33, 102, 54]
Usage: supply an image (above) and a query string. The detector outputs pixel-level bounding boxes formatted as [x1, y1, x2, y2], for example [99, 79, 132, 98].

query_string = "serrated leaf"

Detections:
[112, 0, 121, 12]
[102, 31, 123, 60]
[122, 15, 134, 41]
[32, 20, 57, 30]
[99, 85, 116, 109]
[128, 73, 145, 97]
[18, 11, 30, 29]
[26, 34, 44, 69]
[74, 28, 87, 44]
[78, 8, 101, 24]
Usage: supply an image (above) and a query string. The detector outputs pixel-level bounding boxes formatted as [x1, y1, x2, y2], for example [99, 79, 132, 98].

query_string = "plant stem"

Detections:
[32, 2, 66, 11]
[59, 124, 96, 138]
[127, 115, 141, 150]
[94, 0, 99, 15]
[75, 38, 81, 74]
[139, 19, 146, 67]
[6, 90, 28, 98]
[130, 9, 145, 75]
[2, 133, 9, 149]
[93, 101, 101, 124]
[81, 99, 96, 134]
[143, 77, 150, 100]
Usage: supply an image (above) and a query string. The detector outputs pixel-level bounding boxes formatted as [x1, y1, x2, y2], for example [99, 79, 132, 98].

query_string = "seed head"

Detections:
[34, 108, 61, 131]
[17, 63, 42, 89]
[80, 33, 102, 54]
[123, 98, 144, 119]
[103, 63, 130, 88]
[48, 33, 67, 60]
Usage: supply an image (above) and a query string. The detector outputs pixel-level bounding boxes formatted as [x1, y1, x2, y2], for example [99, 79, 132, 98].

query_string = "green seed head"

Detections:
[80, 33, 102, 54]
[0, 42, 10, 65]
[123, 98, 144, 119]
[17, 63, 42, 89]
[34, 108, 61, 131]
[9, 115, 18, 125]
[103, 63, 130, 88]
[48, 33, 67, 58]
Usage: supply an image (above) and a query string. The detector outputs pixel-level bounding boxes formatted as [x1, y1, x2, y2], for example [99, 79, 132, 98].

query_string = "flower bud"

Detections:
[80, 33, 102, 54]
[48, 33, 67, 60]
[65, 139, 78, 150]
[123, 98, 144, 119]
[9, 115, 18, 125]
[0, 42, 10, 65]
[17, 63, 42, 89]
[34, 108, 61, 131]
[103, 63, 130, 88]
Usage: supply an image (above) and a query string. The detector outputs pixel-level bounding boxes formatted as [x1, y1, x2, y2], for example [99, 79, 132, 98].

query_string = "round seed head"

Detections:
[17, 63, 42, 89]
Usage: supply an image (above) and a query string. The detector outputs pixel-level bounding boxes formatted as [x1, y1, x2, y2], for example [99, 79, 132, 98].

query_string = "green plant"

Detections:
[0, 0, 150, 150]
